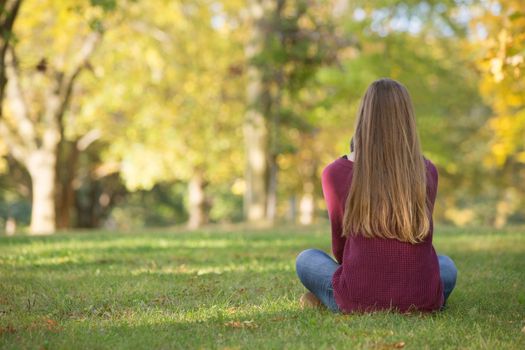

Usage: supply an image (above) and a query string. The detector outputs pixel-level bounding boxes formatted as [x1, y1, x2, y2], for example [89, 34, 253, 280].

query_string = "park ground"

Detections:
[0, 224, 524, 349]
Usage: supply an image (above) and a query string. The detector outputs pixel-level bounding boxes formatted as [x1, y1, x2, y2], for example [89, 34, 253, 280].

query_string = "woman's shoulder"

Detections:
[423, 156, 438, 176]
[321, 155, 353, 184]
[323, 155, 353, 174]
[323, 155, 436, 177]
[423, 156, 439, 189]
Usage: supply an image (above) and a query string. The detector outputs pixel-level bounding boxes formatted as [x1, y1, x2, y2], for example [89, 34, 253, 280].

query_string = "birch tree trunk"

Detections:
[187, 171, 208, 229]
[299, 182, 315, 225]
[298, 140, 319, 226]
[27, 150, 57, 234]
[243, 0, 273, 222]
[244, 105, 268, 222]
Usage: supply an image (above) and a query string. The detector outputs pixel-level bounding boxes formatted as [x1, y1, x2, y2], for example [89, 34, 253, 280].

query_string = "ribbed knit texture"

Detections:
[321, 155, 444, 313]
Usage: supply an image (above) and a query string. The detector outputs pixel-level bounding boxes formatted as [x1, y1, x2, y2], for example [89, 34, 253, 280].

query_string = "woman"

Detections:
[296, 78, 457, 313]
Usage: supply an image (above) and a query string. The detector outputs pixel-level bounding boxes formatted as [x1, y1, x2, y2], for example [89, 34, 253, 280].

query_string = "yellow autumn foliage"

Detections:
[474, 0, 525, 167]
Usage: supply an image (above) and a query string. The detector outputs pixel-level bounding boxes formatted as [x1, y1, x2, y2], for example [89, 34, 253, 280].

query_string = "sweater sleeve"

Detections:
[425, 159, 439, 210]
[321, 164, 346, 264]
[432, 162, 439, 196]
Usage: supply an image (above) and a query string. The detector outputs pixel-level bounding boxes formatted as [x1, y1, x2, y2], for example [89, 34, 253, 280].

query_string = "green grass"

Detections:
[1, 225, 524, 349]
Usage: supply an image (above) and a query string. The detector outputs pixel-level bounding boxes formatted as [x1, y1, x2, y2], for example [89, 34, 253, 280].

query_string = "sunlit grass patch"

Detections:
[1, 226, 524, 349]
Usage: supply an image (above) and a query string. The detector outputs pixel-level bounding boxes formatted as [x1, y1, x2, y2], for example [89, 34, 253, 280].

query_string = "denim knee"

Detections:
[439, 255, 458, 292]
[296, 249, 316, 280]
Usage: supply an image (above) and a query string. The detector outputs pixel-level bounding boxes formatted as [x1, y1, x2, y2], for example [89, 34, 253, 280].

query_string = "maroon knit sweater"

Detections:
[321, 155, 444, 313]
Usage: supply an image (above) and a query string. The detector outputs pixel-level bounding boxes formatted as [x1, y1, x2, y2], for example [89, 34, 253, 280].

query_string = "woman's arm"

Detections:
[321, 164, 347, 264]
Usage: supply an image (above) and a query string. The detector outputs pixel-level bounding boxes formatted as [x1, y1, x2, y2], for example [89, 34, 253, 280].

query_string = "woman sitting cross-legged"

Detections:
[296, 78, 457, 313]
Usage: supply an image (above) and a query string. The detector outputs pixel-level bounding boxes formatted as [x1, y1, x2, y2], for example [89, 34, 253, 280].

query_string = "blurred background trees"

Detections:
[0, 0, 523, 234]
[474, 0, 525, 227]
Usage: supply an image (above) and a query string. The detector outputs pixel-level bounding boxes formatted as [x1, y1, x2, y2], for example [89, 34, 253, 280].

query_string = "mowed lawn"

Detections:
[1, 225, 524, 349]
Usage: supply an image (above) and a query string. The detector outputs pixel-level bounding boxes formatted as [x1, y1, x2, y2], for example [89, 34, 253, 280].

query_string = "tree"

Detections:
[84, 0, 246, 228]
[473, 0, 525, 226]
[0, 1, 23, 233]
[243, 0, 341, 223]
[0, 0, 114, 234]
[282, 0, 489, 226]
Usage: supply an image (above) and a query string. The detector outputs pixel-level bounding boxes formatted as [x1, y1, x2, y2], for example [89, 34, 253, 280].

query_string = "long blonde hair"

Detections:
[343, 78, 430, 243]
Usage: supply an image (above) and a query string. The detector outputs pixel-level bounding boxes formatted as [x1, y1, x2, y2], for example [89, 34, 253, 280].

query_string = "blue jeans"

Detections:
[295, 249, 457, 312]
[438, 255, 458, 306]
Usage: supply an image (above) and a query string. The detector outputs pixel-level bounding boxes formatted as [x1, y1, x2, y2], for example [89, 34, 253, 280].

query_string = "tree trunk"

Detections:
[244, 1, 290, 223]
[298, 145, 319, 226]
[299, 182, 315, 225]
[244, 106, 268, 221]
[265, 69, 283, 223]
[265, 153, 277, 222]
[56, 140, 80, 228]
[243, 0, 272, 222]
[494, 187, 517, 228]
[0, 0, 22, 117]
[287, 195, 297, 223]
[5, 216, 16, 236]
[27, 150, 57, 234]
[75, 180, 100, 228]
[187, 172, 208, 229]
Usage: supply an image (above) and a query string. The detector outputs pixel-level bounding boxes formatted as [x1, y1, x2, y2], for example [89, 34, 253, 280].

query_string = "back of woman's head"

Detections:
[343, 78, 430, 243]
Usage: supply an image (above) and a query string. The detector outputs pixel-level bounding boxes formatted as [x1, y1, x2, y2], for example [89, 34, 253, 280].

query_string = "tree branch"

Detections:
[0, 0, 23, 29]
[0, 0, 22, 105]
[59, 31, 102, 115]
[0, 0, 23, 115]
[130, 20, 171, 44]
[3, 46, 37, 150]
[0, 121, 29, 162]
[43, 30, 102, 150]
[76, 128, 102, 151]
